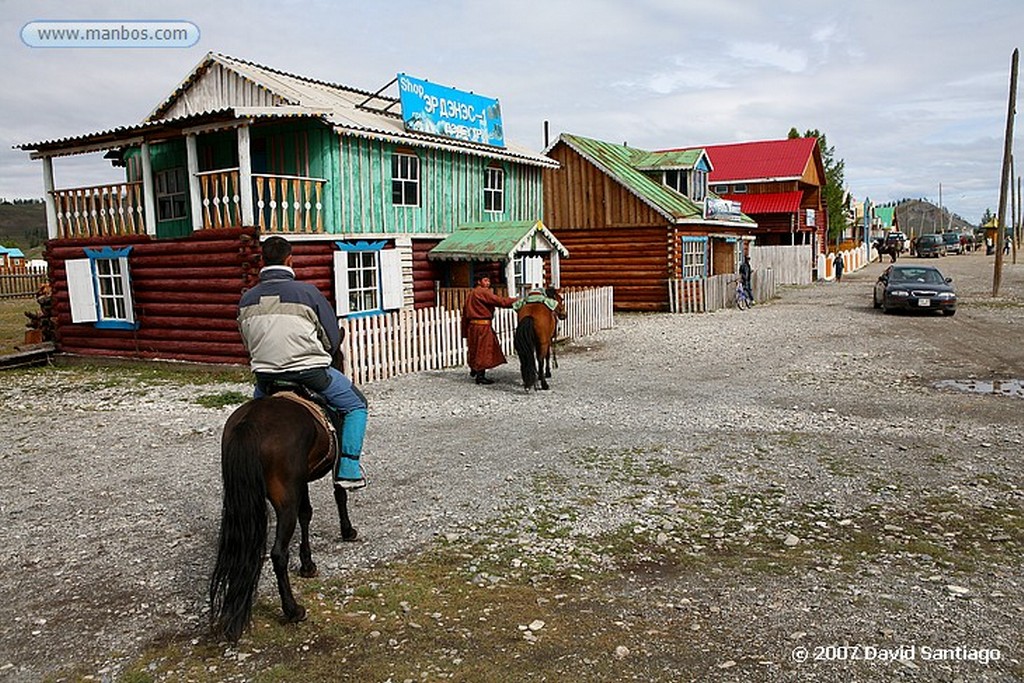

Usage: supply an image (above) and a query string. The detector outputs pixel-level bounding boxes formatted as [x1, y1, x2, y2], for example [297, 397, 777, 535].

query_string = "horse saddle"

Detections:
[264, 382, 344, 461]
[513, 292, 558, 311]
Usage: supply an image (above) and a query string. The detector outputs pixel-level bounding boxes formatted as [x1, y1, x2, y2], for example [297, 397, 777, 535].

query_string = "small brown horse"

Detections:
[514, 287, 567, 390]
[208, 394, 357, 642]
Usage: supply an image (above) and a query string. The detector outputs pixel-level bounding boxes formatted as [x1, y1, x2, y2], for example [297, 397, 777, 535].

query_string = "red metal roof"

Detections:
[723, 191, 803, 215]
[666, 138, 819, 183]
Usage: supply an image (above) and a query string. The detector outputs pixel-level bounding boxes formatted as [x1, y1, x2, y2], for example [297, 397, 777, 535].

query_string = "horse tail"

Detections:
[514, 316, 539, 390]
[209, 419, 267, 643]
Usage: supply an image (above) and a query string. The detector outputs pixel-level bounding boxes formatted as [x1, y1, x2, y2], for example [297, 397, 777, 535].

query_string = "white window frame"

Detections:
[484, 166, 505, 213]
[513, 255, 544, 296]
[333, 245, 404, 317]
[692, 169, 707, 202]
[664, 170, 688, 196]
[66, 251, 137, 328]
[155, 167, 188, 221]
[391, 152, 420, 207]
[681, 237, 707, 281]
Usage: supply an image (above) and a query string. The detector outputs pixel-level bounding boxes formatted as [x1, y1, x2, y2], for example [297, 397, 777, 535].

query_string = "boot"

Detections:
[335, 453, 366, 490]
[475, 370, 494, 385]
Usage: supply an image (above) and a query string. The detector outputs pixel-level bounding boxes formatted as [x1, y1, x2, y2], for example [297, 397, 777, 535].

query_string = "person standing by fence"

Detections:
[462, 274, 517, 385]
[833, 253, 845, 283]
[739, 256, 753, 302]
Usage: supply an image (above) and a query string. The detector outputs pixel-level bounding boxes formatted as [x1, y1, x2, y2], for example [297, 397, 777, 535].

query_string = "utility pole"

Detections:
[993, 48, 1018, 297]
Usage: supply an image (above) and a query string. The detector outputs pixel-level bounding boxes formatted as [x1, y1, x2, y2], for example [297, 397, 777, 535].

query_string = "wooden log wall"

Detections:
[411, 238, 444, 308]
[543, 145, 665, 230]
[551, 226, 670, 311]
[44, 227, 261, 365]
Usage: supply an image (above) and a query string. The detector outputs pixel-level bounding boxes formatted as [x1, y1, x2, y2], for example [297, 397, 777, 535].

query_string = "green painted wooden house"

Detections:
[18, 52, 557, 363]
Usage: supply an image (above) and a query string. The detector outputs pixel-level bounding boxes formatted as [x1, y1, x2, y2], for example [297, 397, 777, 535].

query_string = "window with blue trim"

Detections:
[333, 241, 404, 317]
[65, 246, 138, 329]
[681, 237, 707, 281]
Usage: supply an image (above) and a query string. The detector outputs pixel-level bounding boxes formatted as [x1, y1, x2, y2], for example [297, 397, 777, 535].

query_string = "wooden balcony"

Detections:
[198, 169, 326, 233]
[51, 182, 146, 239]
[48, 172, 327, 239]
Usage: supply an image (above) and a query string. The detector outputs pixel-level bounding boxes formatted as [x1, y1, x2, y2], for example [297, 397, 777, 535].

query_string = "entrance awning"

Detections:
[428, 220, 569, 262]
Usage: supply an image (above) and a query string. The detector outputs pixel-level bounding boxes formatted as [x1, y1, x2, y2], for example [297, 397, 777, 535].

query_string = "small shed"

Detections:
[428, 220, 569, 295]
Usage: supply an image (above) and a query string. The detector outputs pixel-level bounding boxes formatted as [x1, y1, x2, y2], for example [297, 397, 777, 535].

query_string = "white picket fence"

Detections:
[340, 286, 614, 385]
[819, 243, 871, 280]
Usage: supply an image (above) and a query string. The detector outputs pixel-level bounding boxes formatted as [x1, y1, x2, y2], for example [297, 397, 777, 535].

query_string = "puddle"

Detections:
[934, 379, 1024, 399]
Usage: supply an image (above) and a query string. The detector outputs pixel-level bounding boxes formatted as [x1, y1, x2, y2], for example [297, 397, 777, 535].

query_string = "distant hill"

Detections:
[0, 201, 47, 256]
[893, 199, 976, 236]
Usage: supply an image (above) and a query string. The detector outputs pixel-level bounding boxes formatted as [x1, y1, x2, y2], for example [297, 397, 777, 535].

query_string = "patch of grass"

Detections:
[194, 390, 250, 408]
[0, 297, 36, 354]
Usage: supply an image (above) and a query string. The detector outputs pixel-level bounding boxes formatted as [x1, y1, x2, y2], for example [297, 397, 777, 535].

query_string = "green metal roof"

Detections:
[631, 148, 706, 171]
[875, 206, 895, 228]
[558, 133, 753, 225]
[428, 220, 569, 261]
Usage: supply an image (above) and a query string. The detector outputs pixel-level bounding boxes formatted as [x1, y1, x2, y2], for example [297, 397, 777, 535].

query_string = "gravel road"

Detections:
[1, 250, 1022, 681]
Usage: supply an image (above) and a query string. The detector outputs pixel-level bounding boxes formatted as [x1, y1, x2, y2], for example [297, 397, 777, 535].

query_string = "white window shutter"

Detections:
[119, 256, 136, 324]
[526, 256, 544, 289]
[333, 251, 351, 316]
[380, 248, 404, 310]
[66, 258, 98, 323]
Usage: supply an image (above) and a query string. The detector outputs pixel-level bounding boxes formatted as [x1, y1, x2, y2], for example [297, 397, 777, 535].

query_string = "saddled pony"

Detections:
[513, 287, 567, 390]
[874, 238, 900, 263]
[209, 356, 357, 642]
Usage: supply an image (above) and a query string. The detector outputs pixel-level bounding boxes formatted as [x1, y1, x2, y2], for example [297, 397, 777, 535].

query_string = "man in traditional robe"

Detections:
[461, 274, 517, 385]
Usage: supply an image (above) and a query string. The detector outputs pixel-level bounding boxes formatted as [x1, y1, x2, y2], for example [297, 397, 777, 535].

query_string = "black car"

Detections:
[915, 233, 946, 258]
[873, 264, 957, 315]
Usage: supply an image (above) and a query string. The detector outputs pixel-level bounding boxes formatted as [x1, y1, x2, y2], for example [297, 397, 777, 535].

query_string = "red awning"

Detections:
[723, 191, 803, 215]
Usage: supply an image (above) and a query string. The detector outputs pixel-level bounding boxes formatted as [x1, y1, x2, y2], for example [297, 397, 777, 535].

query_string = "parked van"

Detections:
[916, 233, 946, 258]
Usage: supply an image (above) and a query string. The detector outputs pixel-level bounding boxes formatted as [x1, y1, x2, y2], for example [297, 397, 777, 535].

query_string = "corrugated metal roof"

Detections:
[722, 191, 803, 214]
[19, 52, 557, 168]
[428, 220, 568, 261]
[666, 137, 819, 183]
[632, 148, 707, 171]
[150, 52, 556, 168]
[556, 134, 753, 225]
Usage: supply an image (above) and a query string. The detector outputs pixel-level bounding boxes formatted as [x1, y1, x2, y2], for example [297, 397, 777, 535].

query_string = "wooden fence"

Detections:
[668, 269, 777, 313]
[341, 286, 615, 385]
[750, 244, 814, 285]
[0, 267, 48, 299]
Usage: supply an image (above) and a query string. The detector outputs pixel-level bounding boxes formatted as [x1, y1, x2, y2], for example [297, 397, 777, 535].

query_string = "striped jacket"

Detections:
[238, 266, 339, 373]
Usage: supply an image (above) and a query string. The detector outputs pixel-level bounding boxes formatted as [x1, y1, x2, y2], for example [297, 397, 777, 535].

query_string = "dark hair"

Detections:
[262, 236, 292, 266]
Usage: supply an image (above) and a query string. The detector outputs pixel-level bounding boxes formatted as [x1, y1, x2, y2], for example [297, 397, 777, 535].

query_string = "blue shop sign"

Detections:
[397, 73, 505, 148]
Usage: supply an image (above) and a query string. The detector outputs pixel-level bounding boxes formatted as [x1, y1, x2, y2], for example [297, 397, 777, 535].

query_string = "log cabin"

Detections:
[17, 52, 559, 364]
[542, 133, 757, 311]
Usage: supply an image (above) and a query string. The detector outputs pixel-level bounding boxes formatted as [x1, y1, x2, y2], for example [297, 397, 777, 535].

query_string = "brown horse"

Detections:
[514, 287, 567, 390]
[208, 393, 357, 643]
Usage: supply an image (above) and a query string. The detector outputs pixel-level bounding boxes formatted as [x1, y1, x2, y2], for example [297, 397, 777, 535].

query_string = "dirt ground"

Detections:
[0, 248, 1022, 682]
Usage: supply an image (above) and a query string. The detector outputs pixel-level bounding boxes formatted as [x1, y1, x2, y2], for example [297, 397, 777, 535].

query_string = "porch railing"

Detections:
[197, 169, 242, 229]
[196, 169, 327, 233]
[253, 173, 326, 234]
[51, 182, 146, 239]
[49, 171, 329, 239]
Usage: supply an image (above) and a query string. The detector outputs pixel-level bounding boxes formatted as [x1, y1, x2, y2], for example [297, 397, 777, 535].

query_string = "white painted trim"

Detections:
[140, 142, 157, 235]
[42, 157, 58, 239]
[237, 124, 254, 226]
[186, 133, 203, 231]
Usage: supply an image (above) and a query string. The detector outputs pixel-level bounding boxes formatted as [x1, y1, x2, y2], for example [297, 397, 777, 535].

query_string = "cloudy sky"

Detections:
[1, 0, 1021, 225]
